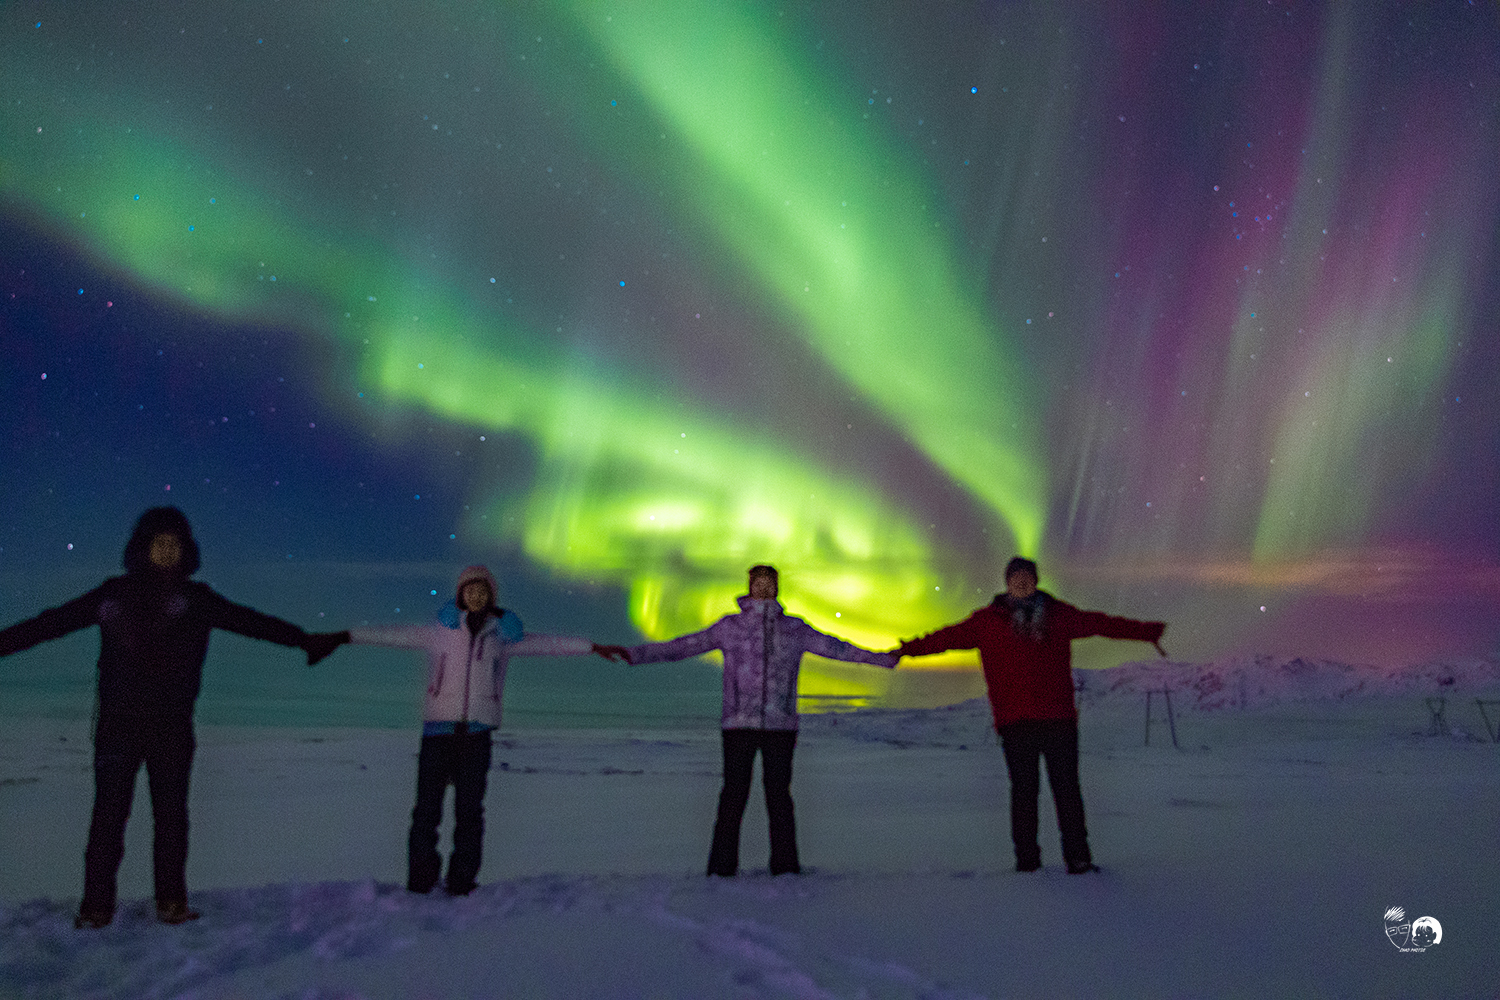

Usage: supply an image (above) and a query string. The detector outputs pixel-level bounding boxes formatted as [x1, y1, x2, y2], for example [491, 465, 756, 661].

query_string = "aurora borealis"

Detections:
[3, 2, 1498, 717]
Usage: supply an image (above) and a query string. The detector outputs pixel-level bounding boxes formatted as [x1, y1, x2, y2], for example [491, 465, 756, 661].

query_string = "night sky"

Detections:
[3, 2, 1498, 721]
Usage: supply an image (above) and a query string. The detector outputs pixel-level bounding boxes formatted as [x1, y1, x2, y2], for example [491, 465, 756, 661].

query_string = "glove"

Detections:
[303, 630, 350, 666]
[1147, 622, 1168, 657]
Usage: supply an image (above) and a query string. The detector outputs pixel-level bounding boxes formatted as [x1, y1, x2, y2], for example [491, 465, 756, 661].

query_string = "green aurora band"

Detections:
[555, 1, 1047, 554]
[9, 2, 1491, 681]
[0, 20, 1024, 669]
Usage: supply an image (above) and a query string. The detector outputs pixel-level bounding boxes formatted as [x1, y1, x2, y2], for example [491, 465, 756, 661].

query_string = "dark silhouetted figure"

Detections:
[0, 508, 333, 927]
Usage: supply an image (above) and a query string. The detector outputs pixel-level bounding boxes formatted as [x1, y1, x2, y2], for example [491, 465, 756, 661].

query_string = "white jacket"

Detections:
[350, 606, 590, 727]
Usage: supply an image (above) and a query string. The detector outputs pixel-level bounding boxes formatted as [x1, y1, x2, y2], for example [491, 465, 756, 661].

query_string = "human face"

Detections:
[748, 572, 778, 600]
[1006, 570, 1038, 600]
[148, 533, 183, 571]
[460, 580, 493, 612]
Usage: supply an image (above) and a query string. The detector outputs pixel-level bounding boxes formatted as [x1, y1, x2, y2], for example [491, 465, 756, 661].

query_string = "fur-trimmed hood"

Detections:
[121, 507, 201, 577]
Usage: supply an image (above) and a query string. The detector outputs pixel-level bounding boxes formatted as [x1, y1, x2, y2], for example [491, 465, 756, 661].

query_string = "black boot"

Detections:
[156, 900, 202, 924]
[74, 905, 113, 930]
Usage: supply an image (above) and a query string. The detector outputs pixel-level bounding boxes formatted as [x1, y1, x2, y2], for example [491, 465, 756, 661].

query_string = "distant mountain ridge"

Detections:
[1077, 655, 1500, 711]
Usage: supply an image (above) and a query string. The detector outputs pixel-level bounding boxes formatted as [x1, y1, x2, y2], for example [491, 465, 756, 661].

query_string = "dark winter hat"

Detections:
[748, 564, 778, 583]
[1003, 556, 1038, 582]
[122, 506, 201, 575]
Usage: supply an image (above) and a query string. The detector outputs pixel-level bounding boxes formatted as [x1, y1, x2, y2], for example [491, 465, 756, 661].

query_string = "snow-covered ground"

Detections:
[2, 657, 1497, 999]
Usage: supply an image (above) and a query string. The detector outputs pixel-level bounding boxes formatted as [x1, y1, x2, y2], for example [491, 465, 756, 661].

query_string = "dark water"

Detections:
[0, 640, 986, 730]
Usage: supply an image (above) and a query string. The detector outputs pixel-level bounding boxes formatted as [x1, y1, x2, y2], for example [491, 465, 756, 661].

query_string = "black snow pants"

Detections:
[408, 727, 493, 894]
[82, 713, 196, 914]
[998, 717, 1092, 869]
[707, 728, 799, 876]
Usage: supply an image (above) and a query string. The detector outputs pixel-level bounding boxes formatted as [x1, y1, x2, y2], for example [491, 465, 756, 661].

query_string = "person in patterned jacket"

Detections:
[614, 565, 897, 877]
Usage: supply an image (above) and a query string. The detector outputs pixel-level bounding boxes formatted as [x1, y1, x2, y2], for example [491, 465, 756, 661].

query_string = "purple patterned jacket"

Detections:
[628, 595, 896, 730]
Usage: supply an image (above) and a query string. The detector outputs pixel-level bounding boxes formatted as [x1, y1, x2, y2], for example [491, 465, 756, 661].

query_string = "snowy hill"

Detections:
[1078, 655, 1500, 712]
[1, 663, 1497, 998]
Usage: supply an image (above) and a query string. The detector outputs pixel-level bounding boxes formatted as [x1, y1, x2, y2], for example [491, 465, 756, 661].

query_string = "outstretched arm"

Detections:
[205, 591, 351, 666]
[1062, 606, 1166, 647]
[896, 614, 984, 660]
[206, 591, 311, 649]
[627, 626, 720, 665]
[347, 623, 446, 651]
[505, 634, 594, 657]
[0, 588, 104, 658]
[798, 624, 898, 668]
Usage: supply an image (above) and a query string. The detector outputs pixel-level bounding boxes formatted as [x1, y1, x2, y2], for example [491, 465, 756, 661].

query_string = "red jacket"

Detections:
[903, 592, 1164, 729]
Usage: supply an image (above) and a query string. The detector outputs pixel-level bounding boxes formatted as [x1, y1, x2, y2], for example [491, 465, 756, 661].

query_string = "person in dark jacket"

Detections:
[896, 557, 1166, 874]
[0, 508, 337, 928]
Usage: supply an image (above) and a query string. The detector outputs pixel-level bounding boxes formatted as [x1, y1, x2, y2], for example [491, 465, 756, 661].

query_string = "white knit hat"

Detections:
[455, 565, 497, 602]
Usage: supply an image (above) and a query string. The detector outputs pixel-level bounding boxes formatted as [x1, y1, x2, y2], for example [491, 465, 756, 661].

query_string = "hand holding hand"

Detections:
[592, 643, 630, 663]
[303, 630, 350, 666]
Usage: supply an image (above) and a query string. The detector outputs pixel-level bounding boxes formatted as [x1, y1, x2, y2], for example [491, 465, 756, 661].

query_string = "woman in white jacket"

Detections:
[325, 565, 610, 895]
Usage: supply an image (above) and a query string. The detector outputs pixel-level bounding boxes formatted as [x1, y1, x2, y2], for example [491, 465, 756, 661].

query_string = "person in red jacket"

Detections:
[896, 557, 1165, 874]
